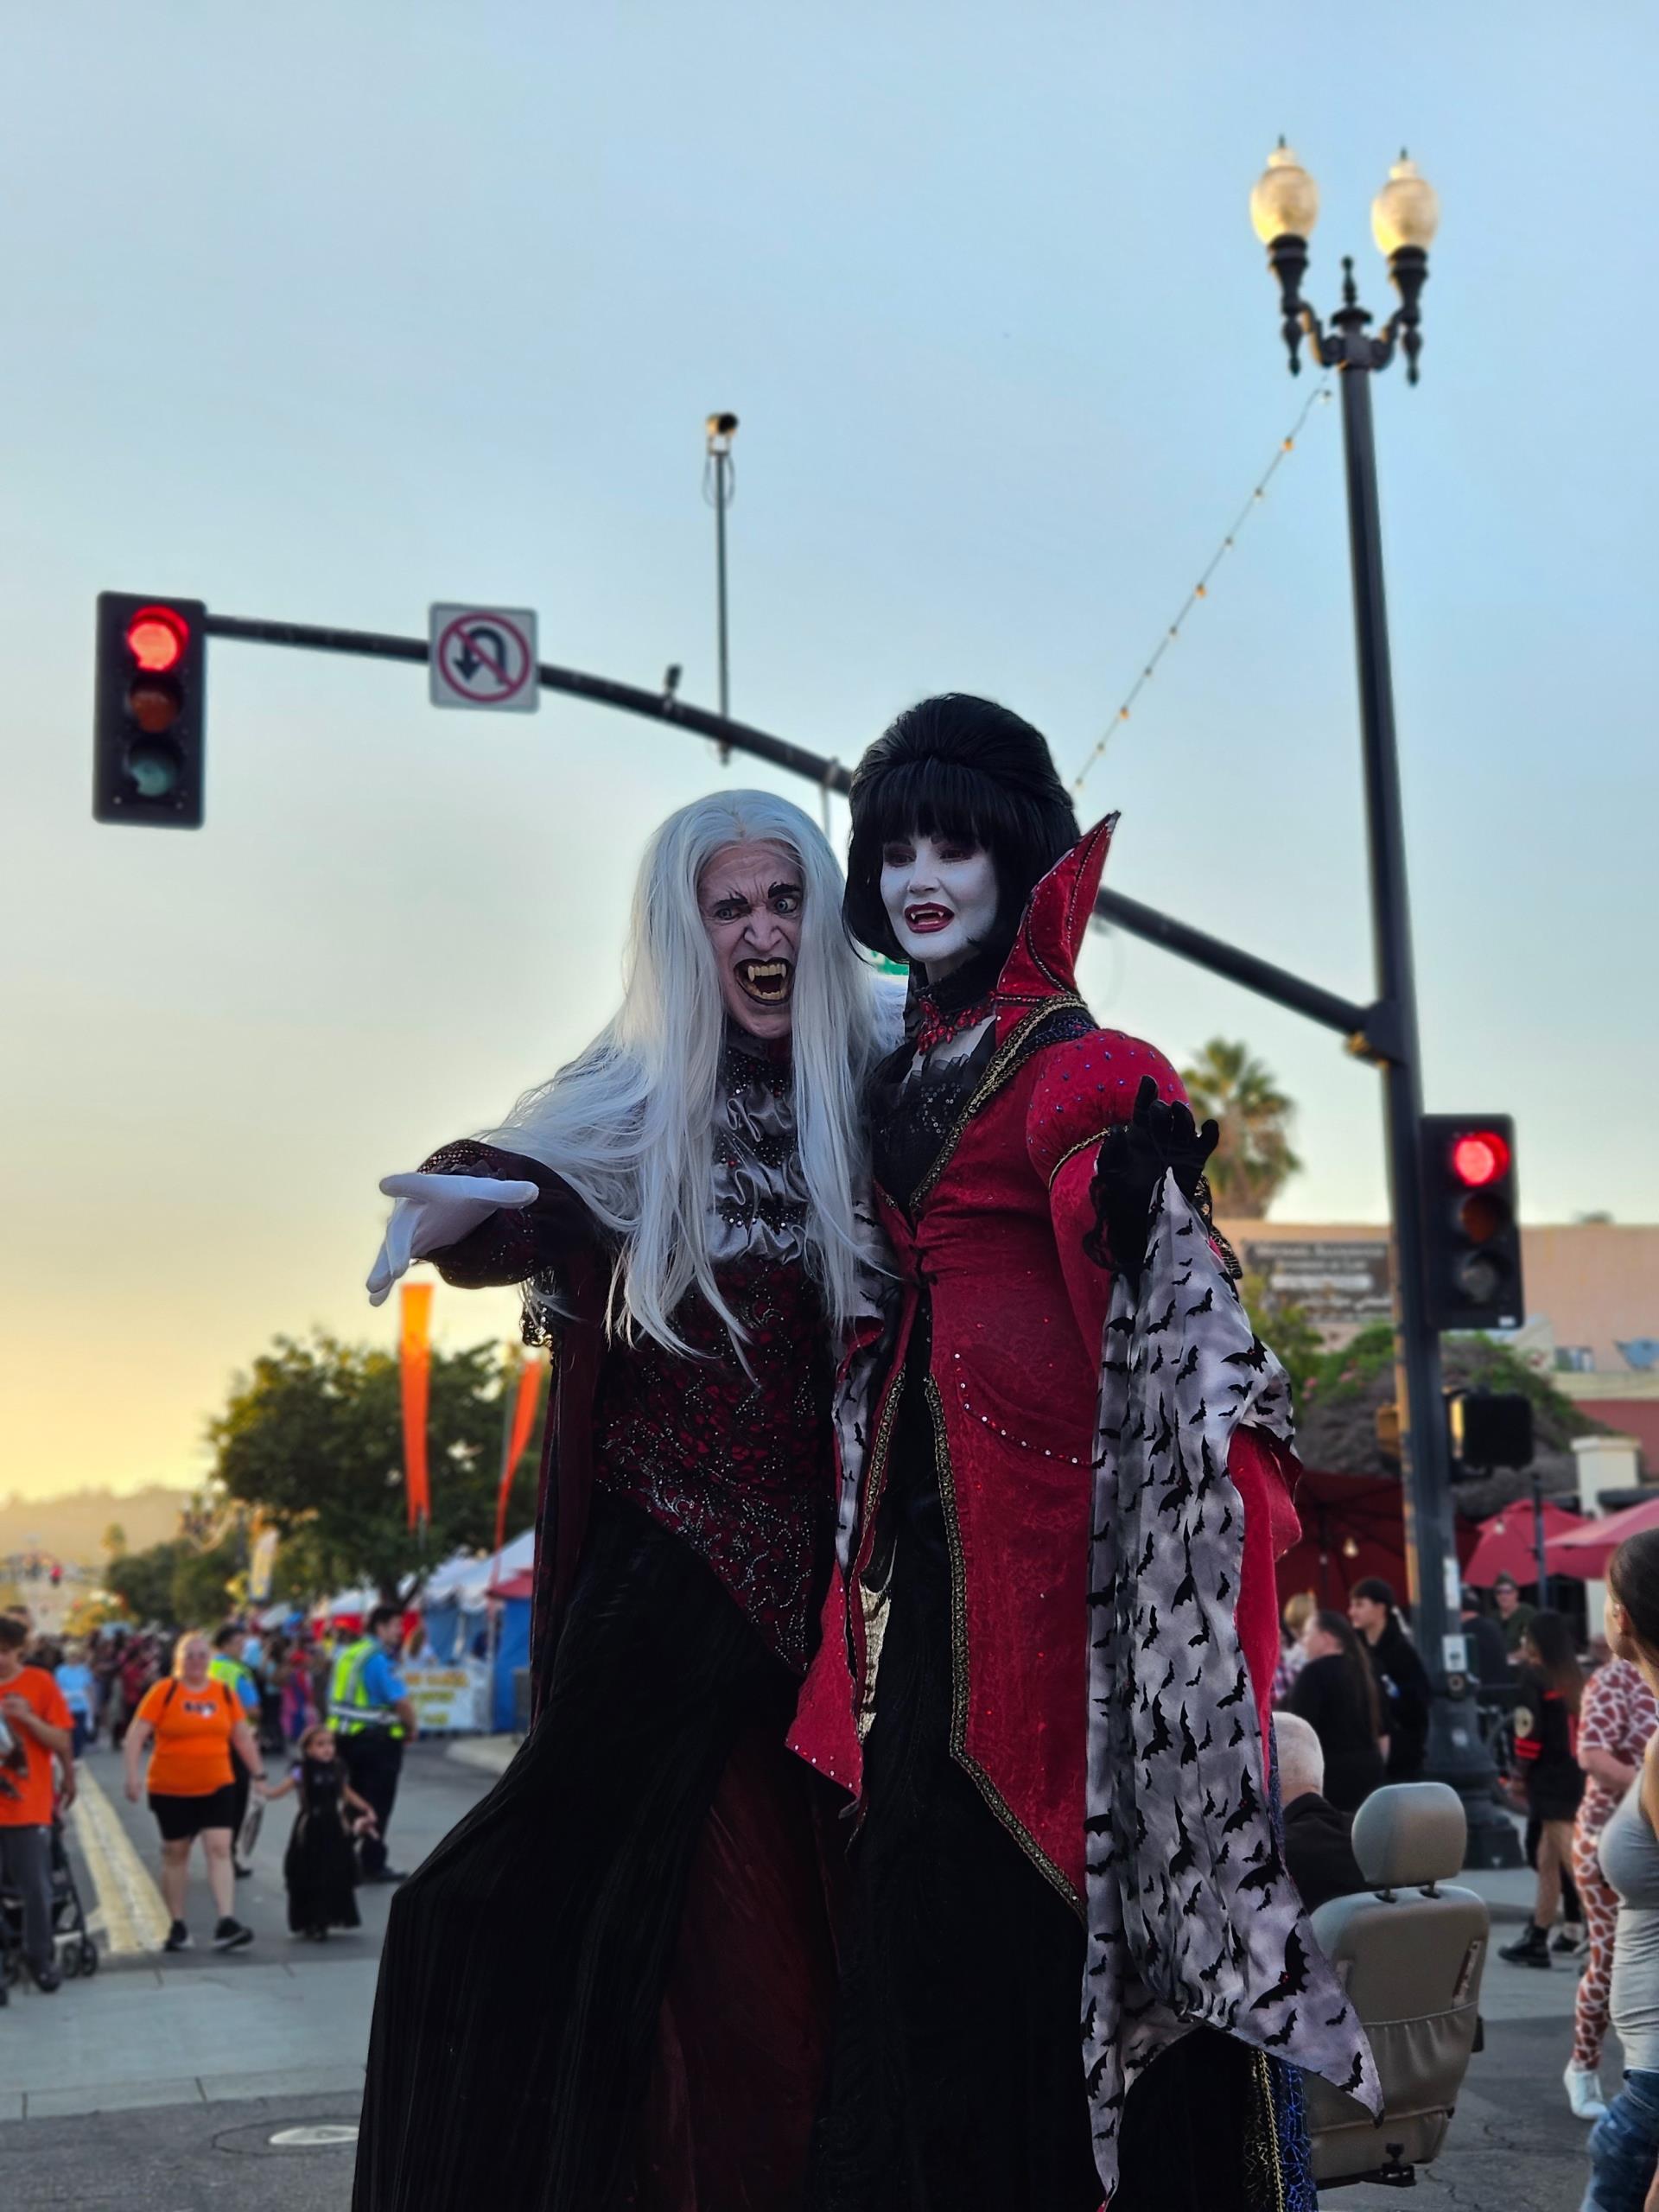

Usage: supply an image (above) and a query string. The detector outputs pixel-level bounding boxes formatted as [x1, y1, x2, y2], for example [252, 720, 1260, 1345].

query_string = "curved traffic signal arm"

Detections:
[93, 593, 207, 827]
[1419, 1113, 1523, 1332]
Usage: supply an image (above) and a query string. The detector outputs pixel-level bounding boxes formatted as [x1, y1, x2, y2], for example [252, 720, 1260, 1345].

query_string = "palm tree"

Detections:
[1180, 1039, 1303, 1219]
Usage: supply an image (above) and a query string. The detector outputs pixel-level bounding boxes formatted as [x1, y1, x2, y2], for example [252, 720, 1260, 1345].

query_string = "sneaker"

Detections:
[1565, 2061, 1609, 2121]
[212, 1916, 253, 1952]
[29, 1961, 61, 1993]
[162, 1919, 193, 1953]
[233, 1863, 254, 1880]
[1553, 1923, 1587, 1956]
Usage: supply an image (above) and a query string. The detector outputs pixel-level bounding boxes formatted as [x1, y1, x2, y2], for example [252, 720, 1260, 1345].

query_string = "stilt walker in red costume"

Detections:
[352, 791, 891, 2212]
[794, 696, 1377, 2212]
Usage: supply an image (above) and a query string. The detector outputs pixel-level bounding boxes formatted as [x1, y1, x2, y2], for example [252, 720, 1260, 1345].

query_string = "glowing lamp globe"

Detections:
[1371, 153, 1440, 257]
[1250, 140, 1320, 245]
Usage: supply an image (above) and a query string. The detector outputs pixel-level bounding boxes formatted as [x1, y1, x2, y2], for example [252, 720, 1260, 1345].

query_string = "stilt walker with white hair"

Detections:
[353, 792, 893, 2212]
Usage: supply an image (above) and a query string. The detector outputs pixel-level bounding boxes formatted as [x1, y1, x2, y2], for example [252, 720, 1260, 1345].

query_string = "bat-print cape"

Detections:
[1081, 1173, 1380, 2199]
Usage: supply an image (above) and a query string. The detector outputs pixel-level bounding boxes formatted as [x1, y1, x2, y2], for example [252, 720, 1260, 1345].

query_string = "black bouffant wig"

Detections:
[843, 693, 1081, 962]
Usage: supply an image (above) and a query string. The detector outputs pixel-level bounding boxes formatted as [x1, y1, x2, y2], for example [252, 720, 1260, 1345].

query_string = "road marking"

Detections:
[270, 2125, 360, 2146]
[67, 1766, 170, 1955]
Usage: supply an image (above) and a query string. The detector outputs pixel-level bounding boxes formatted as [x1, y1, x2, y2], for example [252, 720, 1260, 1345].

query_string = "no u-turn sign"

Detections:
[429, 604, 540, 712]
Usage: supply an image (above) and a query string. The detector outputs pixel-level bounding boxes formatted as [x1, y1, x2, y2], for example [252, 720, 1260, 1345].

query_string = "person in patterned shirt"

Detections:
[1567, 1654, 1659, 2118]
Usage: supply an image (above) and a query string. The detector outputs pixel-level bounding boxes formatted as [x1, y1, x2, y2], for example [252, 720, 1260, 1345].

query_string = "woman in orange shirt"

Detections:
[124, 1630, 268, 1954]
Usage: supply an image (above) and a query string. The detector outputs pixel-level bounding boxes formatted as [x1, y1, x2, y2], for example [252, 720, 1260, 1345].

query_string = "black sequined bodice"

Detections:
[870, 1027, 998, 1216]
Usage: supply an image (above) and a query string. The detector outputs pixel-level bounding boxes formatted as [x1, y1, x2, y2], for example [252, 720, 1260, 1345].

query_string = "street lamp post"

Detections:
[1249, 144, 1520, 1866]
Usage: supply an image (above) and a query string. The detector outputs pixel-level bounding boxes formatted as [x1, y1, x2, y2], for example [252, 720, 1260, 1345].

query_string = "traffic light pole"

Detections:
[1330, 308, 1518, 1866]
[200, 609, 1378, 1040]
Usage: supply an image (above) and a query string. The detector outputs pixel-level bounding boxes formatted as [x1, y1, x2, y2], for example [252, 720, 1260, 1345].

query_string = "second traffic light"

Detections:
[1420, 1114, 1524, 1332]
[93, 592, 206, 827]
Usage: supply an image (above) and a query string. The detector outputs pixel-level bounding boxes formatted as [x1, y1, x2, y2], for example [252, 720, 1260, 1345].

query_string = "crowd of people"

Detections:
[1270, 1544, 1659, 2212]
[0, 1597, 419, 1992]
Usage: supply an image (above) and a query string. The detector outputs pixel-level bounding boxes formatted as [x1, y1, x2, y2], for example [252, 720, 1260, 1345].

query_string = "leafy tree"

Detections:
[1182, 1039, 1303, 1219]
[105, 1539, 190, 1626]
[1240, 1271, 1325, 1409]
[102, 1529, 241, 1629]
[173, 1535, 245, 1627]
[1294, 1319, 1599, 1515]
[208, 1333, 534, 1605]
[102, 1522, 127, 1560]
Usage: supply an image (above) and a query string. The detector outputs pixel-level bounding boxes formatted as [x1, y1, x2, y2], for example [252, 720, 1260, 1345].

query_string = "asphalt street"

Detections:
[0, 1739, 1619, 2208]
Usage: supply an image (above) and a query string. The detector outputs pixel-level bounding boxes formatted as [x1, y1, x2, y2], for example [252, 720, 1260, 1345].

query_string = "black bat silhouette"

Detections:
[1179, 1705, 1199, 1767]
[1185, 1285, 1215, 1317]
[1261, 2008, 1298, 2050]
[1168, 1802, 1198, 1878]
[1251, 1929, 1312, 2008]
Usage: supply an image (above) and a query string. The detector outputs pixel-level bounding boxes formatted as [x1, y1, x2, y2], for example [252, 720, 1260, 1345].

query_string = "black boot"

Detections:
[1499, 1923, 1552, 1968]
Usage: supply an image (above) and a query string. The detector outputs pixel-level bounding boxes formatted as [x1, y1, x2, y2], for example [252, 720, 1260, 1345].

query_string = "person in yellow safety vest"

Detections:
[210, 1624, 263, 1875]
[330, 1605, 417, 1882]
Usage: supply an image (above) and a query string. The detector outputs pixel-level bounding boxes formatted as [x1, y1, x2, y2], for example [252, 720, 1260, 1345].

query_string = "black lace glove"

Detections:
[1084, 1075, 1220, 1285]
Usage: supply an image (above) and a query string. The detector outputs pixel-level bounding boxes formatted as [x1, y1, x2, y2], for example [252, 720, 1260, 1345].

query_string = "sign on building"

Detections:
[1243, 1238, 1393, 1330]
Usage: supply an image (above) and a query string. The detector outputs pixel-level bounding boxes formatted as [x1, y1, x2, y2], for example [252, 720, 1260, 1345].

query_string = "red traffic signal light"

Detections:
[1420, 1114, 1523, 1332]
[93, 592, 207, 827]
[125, 606, 189, 673]
[1450, 1129, 1510, 1189]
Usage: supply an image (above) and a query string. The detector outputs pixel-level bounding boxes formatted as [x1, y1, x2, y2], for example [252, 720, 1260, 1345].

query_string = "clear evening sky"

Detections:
[3, 4, 1654, 1504]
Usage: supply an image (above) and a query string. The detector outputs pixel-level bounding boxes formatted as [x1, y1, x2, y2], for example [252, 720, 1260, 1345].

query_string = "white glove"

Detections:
[366, 1171, 539, 1306]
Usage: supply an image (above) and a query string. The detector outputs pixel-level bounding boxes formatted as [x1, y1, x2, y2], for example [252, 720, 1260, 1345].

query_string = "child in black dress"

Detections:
[265, 1723, 377, 1940]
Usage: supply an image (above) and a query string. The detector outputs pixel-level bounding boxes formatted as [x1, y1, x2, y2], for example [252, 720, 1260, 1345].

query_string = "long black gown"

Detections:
[283, 1754, 361, 1935]
[353, 1041, 842, 2212]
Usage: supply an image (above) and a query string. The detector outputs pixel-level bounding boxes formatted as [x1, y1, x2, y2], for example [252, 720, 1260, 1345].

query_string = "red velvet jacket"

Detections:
[790, 817, 1300, 1907]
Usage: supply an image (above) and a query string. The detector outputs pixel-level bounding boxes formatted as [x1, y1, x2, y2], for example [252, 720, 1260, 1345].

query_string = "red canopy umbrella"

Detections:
[1462, 1499, 1586, 1589]
[1545, 1494, 1659, 1583]
[490, 1567, 536, 1602]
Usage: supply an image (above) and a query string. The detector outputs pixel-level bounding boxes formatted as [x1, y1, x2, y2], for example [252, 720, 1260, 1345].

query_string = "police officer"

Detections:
[331, 1605, 417, 1881]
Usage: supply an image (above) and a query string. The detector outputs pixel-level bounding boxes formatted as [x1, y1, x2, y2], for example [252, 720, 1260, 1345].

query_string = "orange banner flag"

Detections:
[398, 1281, 435, 1532]
[493, 1353, 547, 1560]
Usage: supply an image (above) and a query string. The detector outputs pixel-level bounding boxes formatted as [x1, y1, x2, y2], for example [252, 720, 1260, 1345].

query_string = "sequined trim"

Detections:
[1045, 1128, 1110, 1191]
[1245, 2051, 1290, 2212]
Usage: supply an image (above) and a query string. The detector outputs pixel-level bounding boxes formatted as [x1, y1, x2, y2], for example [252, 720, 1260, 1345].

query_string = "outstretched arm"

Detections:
[366, 1141, 592, 1303]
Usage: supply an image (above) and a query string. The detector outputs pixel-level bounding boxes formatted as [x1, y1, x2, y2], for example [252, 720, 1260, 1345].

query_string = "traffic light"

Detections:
[1419, 1114, 1524, 1332]
[93, 592, 206, 827]
[1448, 1389, 1535, 1471]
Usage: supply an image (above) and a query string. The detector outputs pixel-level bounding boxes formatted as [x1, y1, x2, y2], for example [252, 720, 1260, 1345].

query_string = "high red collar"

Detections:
[990, 811, 1117, 1041]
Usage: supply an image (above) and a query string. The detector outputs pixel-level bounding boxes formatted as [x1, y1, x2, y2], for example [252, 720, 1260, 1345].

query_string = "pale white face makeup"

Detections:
[879, 831, 999, 980]
[697, 837, 804, 1043]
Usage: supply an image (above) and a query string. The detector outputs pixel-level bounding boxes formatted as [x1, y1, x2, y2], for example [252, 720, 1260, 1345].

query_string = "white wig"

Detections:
[480, 789, 884, 1353]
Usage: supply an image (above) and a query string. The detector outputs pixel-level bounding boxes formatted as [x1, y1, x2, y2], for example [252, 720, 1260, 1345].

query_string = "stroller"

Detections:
[0, 1813, 99, 1991]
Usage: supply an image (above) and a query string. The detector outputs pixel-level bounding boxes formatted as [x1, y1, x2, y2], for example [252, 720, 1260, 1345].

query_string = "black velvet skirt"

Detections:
[353, 1497, 837, 2212]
